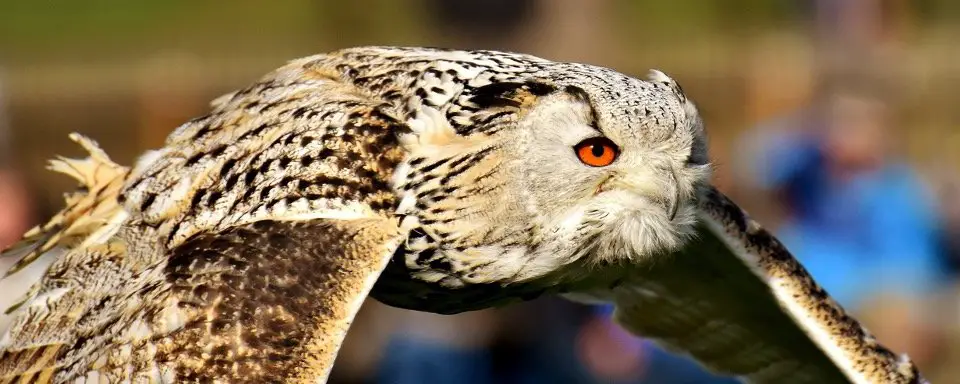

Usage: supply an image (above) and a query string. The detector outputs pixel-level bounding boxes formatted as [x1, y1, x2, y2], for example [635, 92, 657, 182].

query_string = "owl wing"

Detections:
[153, 217, 402, 383]
[0, 53, 408, 383]
[581, 186, 926, 384]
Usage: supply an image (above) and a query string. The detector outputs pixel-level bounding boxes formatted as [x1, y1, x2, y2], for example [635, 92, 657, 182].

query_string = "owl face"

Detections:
[503, 71, 712, 276]
[392, 65, 711, 289]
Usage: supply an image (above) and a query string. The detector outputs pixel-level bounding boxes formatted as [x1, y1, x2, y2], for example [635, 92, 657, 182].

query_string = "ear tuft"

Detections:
[647, 69, 687, 104]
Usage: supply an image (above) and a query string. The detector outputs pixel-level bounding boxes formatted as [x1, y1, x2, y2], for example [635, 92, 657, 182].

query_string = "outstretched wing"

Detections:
[0, 52, 409, 383]
[583, 187, 925, 384]
[157, 217, 401, 383]
[0, 219, 400, 384]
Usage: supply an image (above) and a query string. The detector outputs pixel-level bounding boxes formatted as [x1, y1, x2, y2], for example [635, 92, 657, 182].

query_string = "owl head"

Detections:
[385, 56, 712, 291]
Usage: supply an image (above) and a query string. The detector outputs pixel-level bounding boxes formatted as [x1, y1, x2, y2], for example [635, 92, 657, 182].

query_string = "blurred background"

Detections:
[1, 0, 960, 382]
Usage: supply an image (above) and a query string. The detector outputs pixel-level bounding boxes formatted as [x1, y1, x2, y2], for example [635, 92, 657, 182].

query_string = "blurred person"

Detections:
[736, 78, 948, 369]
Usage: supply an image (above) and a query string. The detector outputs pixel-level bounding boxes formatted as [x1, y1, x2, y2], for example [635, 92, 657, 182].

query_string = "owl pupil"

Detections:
[590, 145, 605, 157]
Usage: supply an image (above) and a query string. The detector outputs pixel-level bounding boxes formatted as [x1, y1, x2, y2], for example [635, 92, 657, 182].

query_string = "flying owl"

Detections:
[0, 47, 926, 384]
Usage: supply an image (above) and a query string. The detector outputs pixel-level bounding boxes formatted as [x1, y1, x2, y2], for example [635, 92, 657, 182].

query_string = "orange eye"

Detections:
[574, 137, 619, 167]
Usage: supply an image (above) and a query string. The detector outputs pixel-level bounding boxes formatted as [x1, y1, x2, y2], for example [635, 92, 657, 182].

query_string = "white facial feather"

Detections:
[393, 64, 712, 286]
[507, 82, 709, 272]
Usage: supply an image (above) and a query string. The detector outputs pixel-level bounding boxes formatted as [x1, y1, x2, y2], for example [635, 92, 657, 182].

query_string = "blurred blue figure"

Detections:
[375, 310, 500, 384]
[741, 85, 947, 311]
[377, 336, 494, 384]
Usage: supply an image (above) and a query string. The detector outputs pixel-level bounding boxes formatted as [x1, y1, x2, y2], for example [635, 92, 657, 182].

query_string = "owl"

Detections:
[0, 47, 925, 383]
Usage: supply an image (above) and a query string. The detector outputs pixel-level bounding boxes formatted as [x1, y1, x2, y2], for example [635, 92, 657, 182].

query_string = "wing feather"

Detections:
[0, 51, 410, 383]
[1, 133, 128, 279]
[1, 219, 401, 383]
[155, 218, 401, 383]
[594, 187, 926, 383]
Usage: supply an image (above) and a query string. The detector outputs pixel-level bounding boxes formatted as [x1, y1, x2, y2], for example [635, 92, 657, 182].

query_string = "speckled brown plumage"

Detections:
[0, 46, 927, 383]
[1, 134, 129, 280]
[1, 49, 410, 383]
[157, 218, 400, 383]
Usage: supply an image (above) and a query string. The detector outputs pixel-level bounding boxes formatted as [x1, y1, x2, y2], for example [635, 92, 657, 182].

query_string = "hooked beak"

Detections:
[666, 165, 680, 221]
[595, 165, 682, 221]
